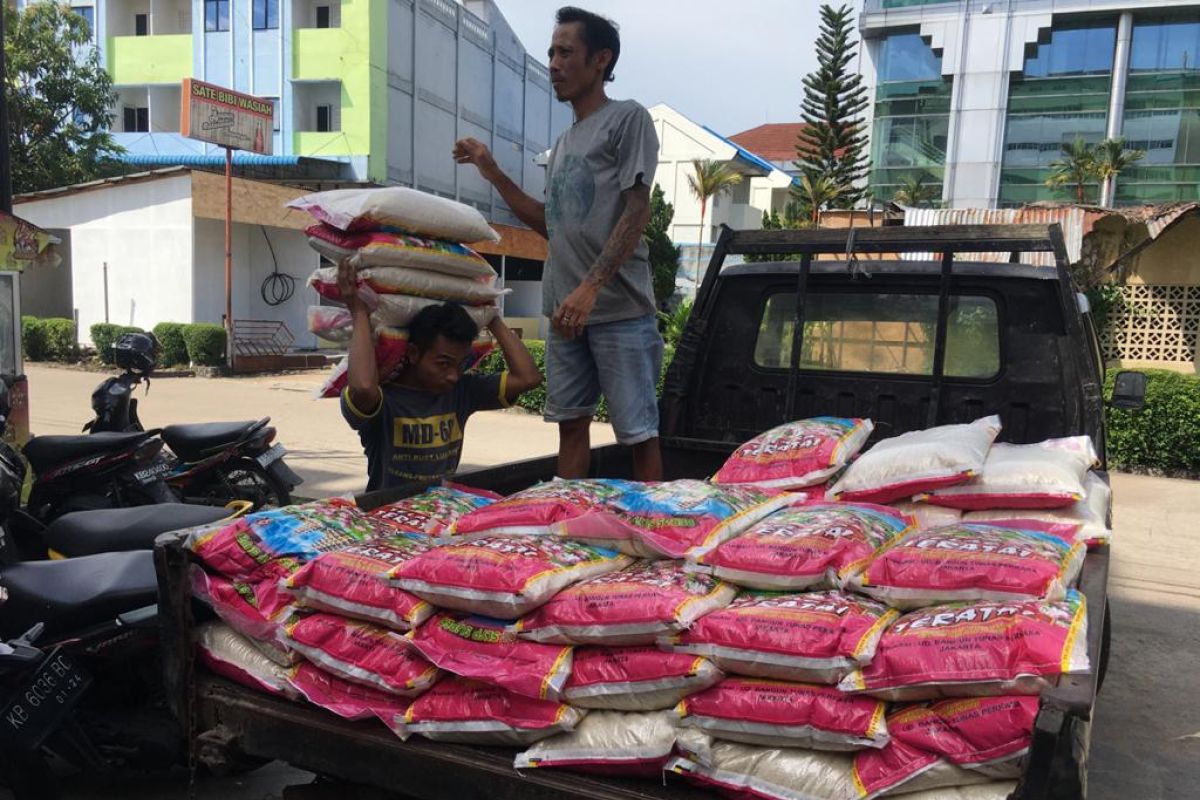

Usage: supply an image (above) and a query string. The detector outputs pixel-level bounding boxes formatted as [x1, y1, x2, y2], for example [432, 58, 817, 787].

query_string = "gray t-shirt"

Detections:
[341, 373, 508, 492]
[543, 99, 659, 324]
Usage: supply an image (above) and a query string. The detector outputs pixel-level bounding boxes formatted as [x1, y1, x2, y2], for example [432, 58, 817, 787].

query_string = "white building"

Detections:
[648, 104, 797, 286]
[859, 0, 1200, 208]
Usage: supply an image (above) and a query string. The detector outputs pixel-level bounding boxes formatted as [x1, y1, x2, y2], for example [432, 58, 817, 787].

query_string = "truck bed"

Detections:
[156, 442, 1110, 800]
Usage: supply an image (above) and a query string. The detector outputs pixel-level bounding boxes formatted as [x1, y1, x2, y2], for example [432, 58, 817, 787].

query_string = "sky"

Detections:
[488, 0, 826, 137]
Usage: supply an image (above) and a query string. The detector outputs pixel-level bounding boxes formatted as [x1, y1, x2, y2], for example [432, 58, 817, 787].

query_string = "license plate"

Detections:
[0, 651, 91, 751]
[256, 443, 286, 468]
[133, 460, 171, 485]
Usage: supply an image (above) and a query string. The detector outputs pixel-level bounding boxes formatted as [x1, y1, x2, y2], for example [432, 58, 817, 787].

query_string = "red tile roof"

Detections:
[728, 123, 812, 164]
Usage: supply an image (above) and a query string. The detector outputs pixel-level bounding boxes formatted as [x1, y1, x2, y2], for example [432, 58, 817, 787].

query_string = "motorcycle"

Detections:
[0, 388, 234, 798]
[85, 332, 303, 510]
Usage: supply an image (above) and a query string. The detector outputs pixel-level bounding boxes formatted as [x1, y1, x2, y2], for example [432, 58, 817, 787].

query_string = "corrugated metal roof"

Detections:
[901, 206, 1090, 266]
[118, 153, 336, 167]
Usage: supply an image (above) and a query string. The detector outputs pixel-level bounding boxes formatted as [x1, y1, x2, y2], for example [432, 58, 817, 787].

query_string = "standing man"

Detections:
[452, 6, 663, 481]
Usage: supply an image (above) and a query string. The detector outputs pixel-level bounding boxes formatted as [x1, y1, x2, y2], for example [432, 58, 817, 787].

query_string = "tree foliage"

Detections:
[5, 3, 122, 194]
[1045, 137, 1146, 206]
[686, 159, 743, 288]
[891, 172, 939, 207]
[645, 184, 681, 307]
[796, 4, 869, 209]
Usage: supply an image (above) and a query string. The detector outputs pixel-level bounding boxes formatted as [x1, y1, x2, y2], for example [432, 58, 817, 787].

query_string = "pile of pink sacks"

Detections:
[287, 187, 505, 398]
[187, 413, 1108, 800]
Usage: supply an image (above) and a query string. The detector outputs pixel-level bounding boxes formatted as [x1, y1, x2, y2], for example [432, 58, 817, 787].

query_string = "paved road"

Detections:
[15, 365, 1200, 799]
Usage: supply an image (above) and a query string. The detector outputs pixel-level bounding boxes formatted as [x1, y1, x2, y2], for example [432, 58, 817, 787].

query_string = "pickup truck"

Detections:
[155, 223, 1128, 800]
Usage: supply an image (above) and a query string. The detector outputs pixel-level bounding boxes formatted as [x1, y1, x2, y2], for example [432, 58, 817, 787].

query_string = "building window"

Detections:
[253, 0, 279, 30]
[134, 13, 148, 36]
[869, 30, 951, 204]
[205, 0, 229, 32]
[123, 106, 149, 133]
[316, 104, 339, 132]
[316, 5, 331, 29]
[71, 5, 94, 35]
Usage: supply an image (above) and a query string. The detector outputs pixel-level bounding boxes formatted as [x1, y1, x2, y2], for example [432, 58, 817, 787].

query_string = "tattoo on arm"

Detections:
[585, 186, 651, 289]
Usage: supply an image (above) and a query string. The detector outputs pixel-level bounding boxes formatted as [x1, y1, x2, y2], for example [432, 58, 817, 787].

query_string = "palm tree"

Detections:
[1046, 137, 1098, 204]
[891, 173, 938, 207]
[1095, 137, 1146, 207]
[793, 172, 842, 224]
[687, 159, 743, 289]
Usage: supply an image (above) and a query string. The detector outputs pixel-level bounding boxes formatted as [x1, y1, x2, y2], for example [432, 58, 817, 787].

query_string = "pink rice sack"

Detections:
[189, 565, 297, 660]
[514, 710, 679, 778]
[316, 334, 493, 400]
[407, 614, 574, 701]
[367, 485, 501, 538]
[664, 591, 899, 685]
[309, 265, 504, 306]
[839, 591, 1090, 702]
[388, 535, 631, 618]
[278, 612, 439, 697]
[675, 677, 890, 751]
[690, 503, 912, 591]
[563, 647, 723, 711]
[828, 415, 1002, 504]
[288, 186, 501, 242]
[188, 497, 377, 582]
[714, 417, 874, 490]
[195, 622, 296, 699]
[852, 696, 1038, 799]
[450, 479, 635, 539]
[305, 223, 496, 279]
[286, 661, 411, 723]
[391, 677, 584, 745]
[306, 302, 494, 342]
[563, 479, 793, 560]
[965, 471, 1111, 547]
[917, 436, 1099, 510]
[844, 520, 1086, 609]
[512, 561, 737, 646]
[283, 535, 435, 630]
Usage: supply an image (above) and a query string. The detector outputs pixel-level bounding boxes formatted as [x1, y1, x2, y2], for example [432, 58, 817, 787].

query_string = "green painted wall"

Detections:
[107, 34, 193, 86]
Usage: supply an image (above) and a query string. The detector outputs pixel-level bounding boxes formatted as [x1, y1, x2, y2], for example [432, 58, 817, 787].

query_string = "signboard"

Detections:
[0, 210, 59, 272]
[180, 78, 274, 155]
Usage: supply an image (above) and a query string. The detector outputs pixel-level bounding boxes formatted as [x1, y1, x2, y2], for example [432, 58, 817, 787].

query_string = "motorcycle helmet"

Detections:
[113, 332, 160, 375]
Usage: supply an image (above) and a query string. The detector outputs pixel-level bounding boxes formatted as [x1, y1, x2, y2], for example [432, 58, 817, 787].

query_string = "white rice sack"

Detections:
[918, 436, 1099, 511]
[306, 301, 494, 343]
[288, 186, 501, 242]
[514, 711, 678, 777]
[828, 415, 1002, 504]
[667, 742, 857, 800]
[890, 502, 963, 530]
[889, 783, 1018, 800]
[309, 265, 505, 306]
[194, 621, 297, 699]
[965, 471, 1111, 546]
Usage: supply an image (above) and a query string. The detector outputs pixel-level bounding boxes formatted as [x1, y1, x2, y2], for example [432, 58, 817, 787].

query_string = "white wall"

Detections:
[15, 174, 194, 345]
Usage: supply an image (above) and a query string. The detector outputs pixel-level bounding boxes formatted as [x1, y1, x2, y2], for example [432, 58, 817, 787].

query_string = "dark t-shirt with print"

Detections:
[341, 372, 509, 492]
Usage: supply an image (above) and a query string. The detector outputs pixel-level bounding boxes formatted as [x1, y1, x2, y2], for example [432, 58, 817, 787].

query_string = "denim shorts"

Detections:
[544, 314, 664, 446]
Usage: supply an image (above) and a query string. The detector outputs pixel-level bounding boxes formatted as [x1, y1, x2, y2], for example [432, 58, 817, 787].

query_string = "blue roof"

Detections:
[702, 125, 799, 186]
[117, 153, 341, 167]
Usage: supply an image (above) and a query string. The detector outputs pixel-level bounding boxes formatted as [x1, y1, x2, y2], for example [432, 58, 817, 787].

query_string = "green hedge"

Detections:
[1105, 368, 1200, 475]
[20, 316, 76, 362]
[153, 322, 189, 367]
[473, 339, 676, 424]
[183, 323, 228, 367]
[90, 323, 143, 365]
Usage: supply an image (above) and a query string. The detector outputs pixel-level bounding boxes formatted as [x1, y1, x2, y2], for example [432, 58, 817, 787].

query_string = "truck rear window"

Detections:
[753, 291, 1001, 379]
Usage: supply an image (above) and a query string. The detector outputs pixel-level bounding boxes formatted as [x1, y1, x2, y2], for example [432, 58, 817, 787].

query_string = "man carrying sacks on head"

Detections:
[453, 6, 665, 481]
[339, 260, 543, 491]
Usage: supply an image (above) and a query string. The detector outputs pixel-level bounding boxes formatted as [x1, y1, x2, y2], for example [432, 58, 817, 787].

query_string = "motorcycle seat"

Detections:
[161, 420, 269, 462]
[0, 551, 158, 639]
[23, 431, 158, 475]
[45, 504, 231, 558]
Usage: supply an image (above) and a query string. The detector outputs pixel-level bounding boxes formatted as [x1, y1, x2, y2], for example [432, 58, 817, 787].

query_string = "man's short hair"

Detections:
[408, 303, 479, 351]
[556, 6, 620, 83]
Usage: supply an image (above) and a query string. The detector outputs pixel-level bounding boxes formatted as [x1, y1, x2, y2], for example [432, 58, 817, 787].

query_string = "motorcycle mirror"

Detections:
[17, 622, 44, 645]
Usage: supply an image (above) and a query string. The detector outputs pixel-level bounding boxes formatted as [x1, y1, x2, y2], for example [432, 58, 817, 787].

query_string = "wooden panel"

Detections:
[470, 222, 548, 261]
[191, 171, 312, 231]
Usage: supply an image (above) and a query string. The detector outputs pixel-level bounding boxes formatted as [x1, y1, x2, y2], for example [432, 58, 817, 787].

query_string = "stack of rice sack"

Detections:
[287, 187, 505, 398]
[184, 413, 1105, 800]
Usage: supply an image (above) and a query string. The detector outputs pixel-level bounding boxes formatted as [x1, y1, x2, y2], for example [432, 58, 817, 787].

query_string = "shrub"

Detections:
[183, 323, 228, 367]
[90, 323, 143, 365]
[1105, 368, 1200, 475]
[21, 316, 47, 361]
[153, 322, 189, 367]
[40, 318, 78, 362]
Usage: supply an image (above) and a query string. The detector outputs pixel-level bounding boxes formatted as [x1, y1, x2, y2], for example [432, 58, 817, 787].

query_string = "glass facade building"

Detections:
[869, 31, 952, 203]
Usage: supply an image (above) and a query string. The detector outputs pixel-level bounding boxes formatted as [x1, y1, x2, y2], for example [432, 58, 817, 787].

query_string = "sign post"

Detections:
[180, 78, 274, 367]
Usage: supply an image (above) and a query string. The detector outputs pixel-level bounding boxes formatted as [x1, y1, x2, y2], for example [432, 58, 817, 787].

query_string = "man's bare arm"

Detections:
[551, 183, 652, 338]
[453, 138, 547, 238]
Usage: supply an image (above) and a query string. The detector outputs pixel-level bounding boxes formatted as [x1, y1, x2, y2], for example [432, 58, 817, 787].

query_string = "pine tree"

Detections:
[796, 4, 870, 209]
